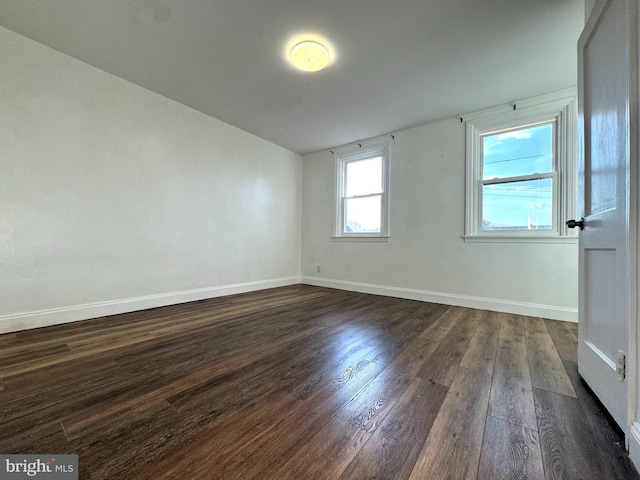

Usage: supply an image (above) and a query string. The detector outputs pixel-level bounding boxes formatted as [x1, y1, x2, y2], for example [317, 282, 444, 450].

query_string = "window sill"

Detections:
[332, 236, 390, 243]
[463, 235, 578, 244]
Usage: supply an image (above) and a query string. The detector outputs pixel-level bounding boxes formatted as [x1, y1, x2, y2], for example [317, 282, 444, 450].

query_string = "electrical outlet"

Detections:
[316, 266, 321, 273]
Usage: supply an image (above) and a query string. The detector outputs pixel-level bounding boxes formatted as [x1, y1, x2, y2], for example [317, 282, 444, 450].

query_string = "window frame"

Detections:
[334, 141, 390, 240]
[464, 92, 577, 243]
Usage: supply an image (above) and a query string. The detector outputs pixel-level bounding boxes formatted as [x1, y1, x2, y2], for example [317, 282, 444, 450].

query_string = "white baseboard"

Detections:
[0, 276, 301, 334]
[301, 276, 578, 322]
[630, 422, 640, 470]
[1, 275, 577, 334]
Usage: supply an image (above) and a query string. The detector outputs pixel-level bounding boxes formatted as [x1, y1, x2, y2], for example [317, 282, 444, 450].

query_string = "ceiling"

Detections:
[0, 0, 585, 155]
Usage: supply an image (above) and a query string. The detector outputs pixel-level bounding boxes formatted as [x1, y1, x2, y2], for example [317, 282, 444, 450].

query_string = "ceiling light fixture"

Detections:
[290, 41, 329, 72]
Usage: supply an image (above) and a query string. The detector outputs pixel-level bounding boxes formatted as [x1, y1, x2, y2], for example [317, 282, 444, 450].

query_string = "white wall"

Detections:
[301, 104, 579, 321]
[0, 27, 302, 333]
[0, 25, 578, 333]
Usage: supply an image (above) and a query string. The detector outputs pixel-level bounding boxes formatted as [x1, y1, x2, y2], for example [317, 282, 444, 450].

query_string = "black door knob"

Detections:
[566, 218, 585, 230]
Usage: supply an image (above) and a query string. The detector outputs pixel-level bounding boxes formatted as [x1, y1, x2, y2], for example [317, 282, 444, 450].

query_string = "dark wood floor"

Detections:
[1, 285, 638, 479]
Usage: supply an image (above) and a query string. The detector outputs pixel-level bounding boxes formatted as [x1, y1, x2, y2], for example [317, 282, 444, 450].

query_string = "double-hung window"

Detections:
[482, 121, 556, 231]
[464, 92, 576, 241]
[334, 141, 390, 239]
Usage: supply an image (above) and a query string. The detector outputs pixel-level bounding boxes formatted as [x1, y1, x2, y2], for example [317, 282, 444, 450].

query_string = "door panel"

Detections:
[578, 0, 631, 430]
[583, 248, 617, 361]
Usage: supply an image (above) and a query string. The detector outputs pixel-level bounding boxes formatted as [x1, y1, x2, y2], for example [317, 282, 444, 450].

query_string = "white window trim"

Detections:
[333, 140, 390, 240]
[464, 90, 578, 243]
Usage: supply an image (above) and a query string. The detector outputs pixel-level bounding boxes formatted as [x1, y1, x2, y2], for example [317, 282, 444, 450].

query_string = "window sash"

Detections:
[480, 172, 558, 233]
[334, 141, 390, 238]
[479, 135, 559, 234]
[343, 157, 383, 197]
[342, 194, 383, 233]
[481, 120, 557, 181]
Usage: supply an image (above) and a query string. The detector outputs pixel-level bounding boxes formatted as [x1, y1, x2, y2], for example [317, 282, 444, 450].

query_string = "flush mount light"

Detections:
[290, 41, 329, 72]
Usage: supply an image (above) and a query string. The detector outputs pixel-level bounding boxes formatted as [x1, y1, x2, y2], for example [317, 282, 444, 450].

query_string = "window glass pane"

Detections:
[483, 123, 554, 180]
[482, 178, 553, 231]
[346, 157, 382, 196]
[344, 196, 381, 233]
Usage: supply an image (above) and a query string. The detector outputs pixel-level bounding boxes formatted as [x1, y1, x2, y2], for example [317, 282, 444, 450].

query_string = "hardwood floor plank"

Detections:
[408, 367, 492, 479]
[0, 334, 156, 377]
[417, 323, 476, 387]
[545, 319, 578, 363]
[0, 341, 71, 369]
[110, 316, 301, 372]
[364, 332, 416, 366]
[337, 336, 437, 431]
[387, 302, 450, 338]
[563, 361, 640, 479]
[488, 336, 537, 430]
[283, 332, 381, 400]
[460, 313, 501, 375]
[70, 401, 180, 480]
[364, 303, 447, 366]
[340, 377, 448, 480]
[61, 359, 235, 437]
[524, 317, 576, 397]
[272, 417, 371, 480]
[0, 370, 169, 453]
[135, 390, 300, 480]
[478, 415, 544, 480]
[568, 321, 578, 338]
[0, 341, 71, 361]
[164, 325, 374, 415]
[497, 313, 525, 342]
[417, 306, 462, 344]
[0, 420, 69, 455]
[0, 356, 121, 403]
[3, 367, 158, 423]
[210, 359, 386, 480]
[534, 387, 611, 479]
[0, 333, 18, 346]
[164, 353, 295, 414]
[458, 307, 484, 331]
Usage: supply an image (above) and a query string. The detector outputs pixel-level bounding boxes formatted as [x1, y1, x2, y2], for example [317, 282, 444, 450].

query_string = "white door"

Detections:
[576, 0, 635, 431]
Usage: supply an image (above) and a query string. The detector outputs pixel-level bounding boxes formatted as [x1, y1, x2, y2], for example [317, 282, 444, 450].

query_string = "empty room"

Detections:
[2, 0, 640, 478]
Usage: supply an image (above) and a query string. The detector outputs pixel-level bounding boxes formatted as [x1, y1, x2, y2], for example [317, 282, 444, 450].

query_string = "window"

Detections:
[465, 92, 576, 242]
[482, 122, 556, 231]
[334, 142, 390, 239]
